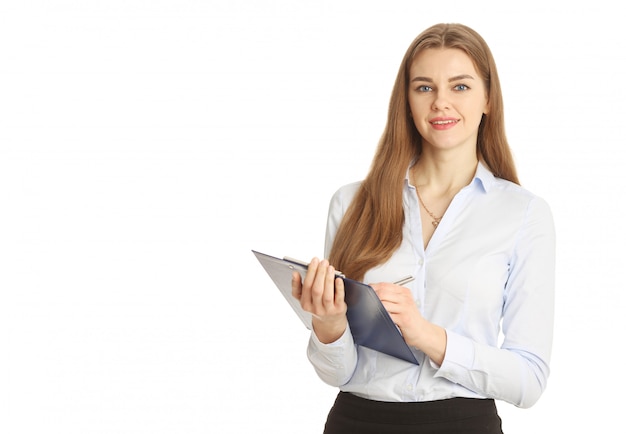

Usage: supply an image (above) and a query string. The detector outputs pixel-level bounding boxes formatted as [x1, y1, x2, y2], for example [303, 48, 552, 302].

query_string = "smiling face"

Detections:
[408, 48, 489, 155]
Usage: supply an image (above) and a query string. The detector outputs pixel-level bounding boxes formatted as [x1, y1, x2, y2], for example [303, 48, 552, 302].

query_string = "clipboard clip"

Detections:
[282, 256, 346, 278]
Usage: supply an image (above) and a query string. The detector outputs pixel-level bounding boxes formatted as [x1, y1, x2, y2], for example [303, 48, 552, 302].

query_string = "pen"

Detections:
[393, 275, 415, 286]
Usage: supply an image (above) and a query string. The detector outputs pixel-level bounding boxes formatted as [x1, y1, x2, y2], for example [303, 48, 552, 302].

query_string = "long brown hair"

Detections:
[328, 23, 519, 281]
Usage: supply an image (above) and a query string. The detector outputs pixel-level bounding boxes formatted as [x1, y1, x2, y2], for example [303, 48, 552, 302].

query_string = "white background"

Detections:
[1, 1, 624, 433]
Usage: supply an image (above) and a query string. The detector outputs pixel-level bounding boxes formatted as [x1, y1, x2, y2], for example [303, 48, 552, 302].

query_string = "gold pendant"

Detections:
[432, 220, 439, 227]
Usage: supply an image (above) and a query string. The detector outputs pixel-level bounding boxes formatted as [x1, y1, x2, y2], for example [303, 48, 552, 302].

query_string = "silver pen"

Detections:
[393, 275, 415, 286]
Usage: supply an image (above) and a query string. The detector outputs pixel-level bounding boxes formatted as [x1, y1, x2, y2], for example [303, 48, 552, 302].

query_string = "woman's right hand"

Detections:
[291, 257, 348, 344]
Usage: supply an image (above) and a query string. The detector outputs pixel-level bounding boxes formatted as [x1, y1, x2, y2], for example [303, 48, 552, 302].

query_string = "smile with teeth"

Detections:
[431, 119, 458, 125]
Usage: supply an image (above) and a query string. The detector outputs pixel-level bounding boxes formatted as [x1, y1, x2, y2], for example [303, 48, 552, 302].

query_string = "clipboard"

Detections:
[252, 250, 420, 365]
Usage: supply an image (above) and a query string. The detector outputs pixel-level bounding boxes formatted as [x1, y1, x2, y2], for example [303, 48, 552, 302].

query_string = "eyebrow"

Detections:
[410, 74, 475, 83]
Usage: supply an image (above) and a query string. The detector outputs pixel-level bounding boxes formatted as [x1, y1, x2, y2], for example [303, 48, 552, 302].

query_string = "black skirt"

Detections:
[323, 392, 503, 434]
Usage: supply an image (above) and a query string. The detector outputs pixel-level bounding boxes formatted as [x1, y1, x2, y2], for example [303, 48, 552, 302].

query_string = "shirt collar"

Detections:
[404, 160, 496, 193]
[474, 161, 495, 193]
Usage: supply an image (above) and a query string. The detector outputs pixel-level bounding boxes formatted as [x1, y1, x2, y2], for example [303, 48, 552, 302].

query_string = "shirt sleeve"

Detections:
[305, 184, 359, 387]
[433, 196, 556, 408]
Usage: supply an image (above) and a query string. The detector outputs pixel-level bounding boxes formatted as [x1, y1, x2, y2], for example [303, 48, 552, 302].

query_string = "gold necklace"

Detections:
[415, 186, 442, 227]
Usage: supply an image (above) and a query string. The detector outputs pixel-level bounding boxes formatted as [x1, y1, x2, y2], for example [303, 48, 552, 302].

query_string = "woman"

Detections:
[291, 23, 555, 434]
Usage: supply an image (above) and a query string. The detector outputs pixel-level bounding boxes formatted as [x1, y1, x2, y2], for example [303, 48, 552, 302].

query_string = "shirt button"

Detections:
[418, 258, 424, 266]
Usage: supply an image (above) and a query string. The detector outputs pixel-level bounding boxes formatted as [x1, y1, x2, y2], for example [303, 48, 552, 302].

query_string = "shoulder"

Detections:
[491, 177, 550, 207]
[328, 181, 362, 212]
[487, 178, 554, 228]
[324, 181, 363, 255]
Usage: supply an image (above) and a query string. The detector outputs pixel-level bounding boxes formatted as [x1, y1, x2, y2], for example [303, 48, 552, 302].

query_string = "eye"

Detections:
[415, 85, 432, 92]
[454, 84, 470, 91]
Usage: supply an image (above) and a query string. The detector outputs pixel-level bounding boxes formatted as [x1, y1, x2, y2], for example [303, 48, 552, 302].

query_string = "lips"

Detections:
[429, 118, 459, 130]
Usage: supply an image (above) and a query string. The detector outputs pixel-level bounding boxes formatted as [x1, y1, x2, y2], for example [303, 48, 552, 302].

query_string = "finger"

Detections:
[372, 282, 404, 299]
[372, 283, 405, 313]
[322, 265, 336, 307]
[300, 257, 319, 309]
[291, 271, 302, 300]
[311, 259, 330, 311]
[302, 257, 319, 290]
[334, 276, 345, 308]
[370, 282, 392, 300]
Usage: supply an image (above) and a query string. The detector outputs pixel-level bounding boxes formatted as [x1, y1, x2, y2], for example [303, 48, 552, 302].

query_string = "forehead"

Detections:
[409, 48, 480, 78]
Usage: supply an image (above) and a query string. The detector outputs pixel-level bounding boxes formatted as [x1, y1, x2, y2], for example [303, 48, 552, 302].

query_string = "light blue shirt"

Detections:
[307, 162, 556, 408]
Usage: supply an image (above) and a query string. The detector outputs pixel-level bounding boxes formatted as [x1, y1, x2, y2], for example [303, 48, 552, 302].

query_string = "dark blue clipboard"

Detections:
[252, 250, 420, 365]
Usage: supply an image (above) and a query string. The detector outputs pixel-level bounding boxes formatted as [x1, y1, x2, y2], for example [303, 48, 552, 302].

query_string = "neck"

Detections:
[411, 153, 478, 193]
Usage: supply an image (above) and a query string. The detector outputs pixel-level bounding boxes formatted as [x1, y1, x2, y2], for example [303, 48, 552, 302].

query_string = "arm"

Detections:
[436, 197, 556, 408]
[291, 185, 361, 386]
[374, 196, 555, 407]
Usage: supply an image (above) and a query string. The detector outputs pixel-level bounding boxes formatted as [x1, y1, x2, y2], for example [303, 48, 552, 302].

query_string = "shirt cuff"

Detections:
[307, 324, 357, 386]
[309, 323, 353, 348]
[432, 329, 475, 375]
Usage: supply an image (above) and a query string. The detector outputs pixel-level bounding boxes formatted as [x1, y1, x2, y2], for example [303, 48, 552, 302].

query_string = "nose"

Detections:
[432, 91, 450, 111]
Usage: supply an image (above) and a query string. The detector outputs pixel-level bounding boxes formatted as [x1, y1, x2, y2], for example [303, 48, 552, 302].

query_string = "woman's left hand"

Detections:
[370, 282, 423, 345]
[371, 282, 447, 365]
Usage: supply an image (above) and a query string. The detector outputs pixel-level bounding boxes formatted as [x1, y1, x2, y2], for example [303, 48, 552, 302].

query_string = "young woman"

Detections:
[291, 23, 555, 433]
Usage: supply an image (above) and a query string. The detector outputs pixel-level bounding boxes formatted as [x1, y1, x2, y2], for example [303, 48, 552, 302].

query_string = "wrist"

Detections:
[312, 316, 347, 344]
[408, 319, 447, 366]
